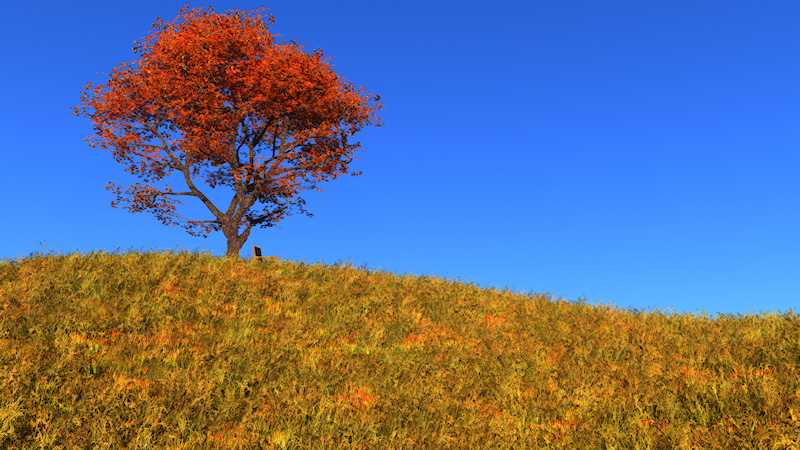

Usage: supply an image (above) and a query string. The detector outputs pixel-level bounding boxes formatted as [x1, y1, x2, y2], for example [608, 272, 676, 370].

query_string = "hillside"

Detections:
[1, 249, 798, 448]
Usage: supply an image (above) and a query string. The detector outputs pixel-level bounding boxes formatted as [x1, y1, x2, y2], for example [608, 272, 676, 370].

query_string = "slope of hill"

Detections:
[1, 249, 797, 448]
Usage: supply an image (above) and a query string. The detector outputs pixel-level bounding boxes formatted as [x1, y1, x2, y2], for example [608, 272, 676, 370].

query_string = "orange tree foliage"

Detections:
[72, 5, 382, 258]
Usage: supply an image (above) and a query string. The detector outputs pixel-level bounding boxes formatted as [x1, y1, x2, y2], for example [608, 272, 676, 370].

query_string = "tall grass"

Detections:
[1, 247, 798, 448]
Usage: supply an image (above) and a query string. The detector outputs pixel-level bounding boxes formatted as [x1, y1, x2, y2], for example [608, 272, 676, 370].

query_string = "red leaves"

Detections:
[73, 6, 382, 255]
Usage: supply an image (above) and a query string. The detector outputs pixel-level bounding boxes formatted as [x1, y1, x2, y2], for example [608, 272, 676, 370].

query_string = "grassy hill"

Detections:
[1, 248, 798, 448]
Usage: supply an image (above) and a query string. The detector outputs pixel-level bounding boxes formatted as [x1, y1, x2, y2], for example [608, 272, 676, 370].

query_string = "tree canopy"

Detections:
[73, 5, 383, 258]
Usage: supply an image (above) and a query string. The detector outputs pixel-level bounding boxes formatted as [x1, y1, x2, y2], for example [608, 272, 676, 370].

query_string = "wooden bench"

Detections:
[252, 245, 279, 262]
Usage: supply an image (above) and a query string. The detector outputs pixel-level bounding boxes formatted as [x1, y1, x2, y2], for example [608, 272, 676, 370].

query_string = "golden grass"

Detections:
[1, 247, 798, 448]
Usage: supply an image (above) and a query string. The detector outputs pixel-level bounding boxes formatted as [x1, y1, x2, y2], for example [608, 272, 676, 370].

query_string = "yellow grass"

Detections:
[1, 247, 798, 448]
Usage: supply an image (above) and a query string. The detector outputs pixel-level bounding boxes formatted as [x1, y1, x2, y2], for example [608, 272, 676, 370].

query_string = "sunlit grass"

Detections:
[1, 246, 798, 448]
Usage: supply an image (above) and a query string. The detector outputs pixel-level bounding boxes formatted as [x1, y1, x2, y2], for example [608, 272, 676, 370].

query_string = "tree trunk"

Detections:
[221, 218, 253, 260]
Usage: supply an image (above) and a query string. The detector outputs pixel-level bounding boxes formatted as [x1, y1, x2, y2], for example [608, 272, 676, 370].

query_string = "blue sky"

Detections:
[2, 1, 797, 319]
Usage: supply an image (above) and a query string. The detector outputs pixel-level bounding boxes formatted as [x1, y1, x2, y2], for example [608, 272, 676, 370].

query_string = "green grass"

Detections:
[1, 246, 798, 449]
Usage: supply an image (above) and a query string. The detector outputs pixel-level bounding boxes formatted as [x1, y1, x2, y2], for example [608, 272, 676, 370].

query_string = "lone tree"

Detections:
[73, 5, 382, 259]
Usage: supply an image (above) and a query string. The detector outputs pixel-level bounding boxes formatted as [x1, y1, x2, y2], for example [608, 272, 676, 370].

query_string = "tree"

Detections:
[72, 5, 383, 259]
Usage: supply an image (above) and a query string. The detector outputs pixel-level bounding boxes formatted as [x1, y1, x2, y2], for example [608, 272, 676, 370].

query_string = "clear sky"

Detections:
[2, 1, 797, 319]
